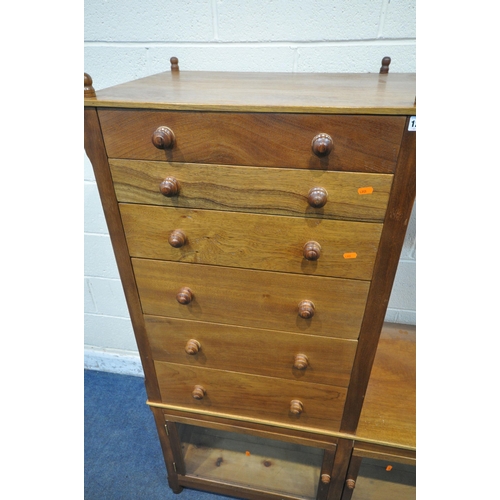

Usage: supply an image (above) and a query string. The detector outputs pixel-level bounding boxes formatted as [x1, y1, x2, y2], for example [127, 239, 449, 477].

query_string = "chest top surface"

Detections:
[84, 69, 416, 115]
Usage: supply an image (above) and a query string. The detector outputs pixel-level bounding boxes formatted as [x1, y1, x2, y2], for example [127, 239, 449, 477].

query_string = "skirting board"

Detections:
[84, 347, 144, 377]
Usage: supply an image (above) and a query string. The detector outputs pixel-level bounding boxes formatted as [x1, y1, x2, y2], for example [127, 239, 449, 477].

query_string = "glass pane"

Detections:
[351, 457, 416, 500]
[179, 424, 324, 500]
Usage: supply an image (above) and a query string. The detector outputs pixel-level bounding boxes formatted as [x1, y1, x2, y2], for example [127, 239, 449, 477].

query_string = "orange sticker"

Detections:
[386, 465, 393, 471]
[358, 187, 374, 195]
[343, 252, 358, 259]
[245, 451, 251, 456]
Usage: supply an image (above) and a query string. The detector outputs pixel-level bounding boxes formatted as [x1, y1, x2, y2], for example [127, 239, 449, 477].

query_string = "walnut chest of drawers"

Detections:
[84, 57, 416, 500]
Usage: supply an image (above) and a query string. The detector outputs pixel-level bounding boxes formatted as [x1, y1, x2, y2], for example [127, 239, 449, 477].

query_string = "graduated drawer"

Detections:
[145, 315, 357, 387]
[133, 259, 369, 339]
[110, 159, 393, 222]
[120, 204, 382, 280]
[154, 361, 347, 433]
[98, 109, 405, 173]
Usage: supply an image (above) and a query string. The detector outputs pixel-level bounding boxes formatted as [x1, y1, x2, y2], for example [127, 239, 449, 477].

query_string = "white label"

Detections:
[408, 116, 416, 131]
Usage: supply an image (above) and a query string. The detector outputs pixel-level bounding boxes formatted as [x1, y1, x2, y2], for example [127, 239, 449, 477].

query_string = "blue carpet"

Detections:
[84, 369, 235, 500]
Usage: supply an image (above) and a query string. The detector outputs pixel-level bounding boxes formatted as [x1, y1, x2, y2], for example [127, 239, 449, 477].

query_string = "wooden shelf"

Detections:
[355, 322, 416, 452]
[84, 70, 416, 114]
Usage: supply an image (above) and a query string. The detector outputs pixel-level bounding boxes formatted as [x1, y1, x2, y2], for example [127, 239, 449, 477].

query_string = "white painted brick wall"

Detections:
[84, 0, 416, 374]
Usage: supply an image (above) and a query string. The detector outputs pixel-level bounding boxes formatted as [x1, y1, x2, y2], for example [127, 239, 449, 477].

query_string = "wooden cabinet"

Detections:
[84, 58, 415, 500]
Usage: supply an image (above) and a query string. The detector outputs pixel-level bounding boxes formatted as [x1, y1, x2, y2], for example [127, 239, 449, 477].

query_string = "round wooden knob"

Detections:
[346, 479, 356, 490]
[152, 126, 175, 149]
[170, 56, 179, 72]
[176, 287, 193, 305]
[185, 339, 201, 355]
[380, 56, 391, 74]
[311, 133, 333, 157]
[84, 73, 96, 98]
[321, 474, 331, 484]
[192, 385, 206, 400]
[290, 400, 304, 415]
[298, 300, 315, 319]
[168, 229, 186, 248]
[159, 177, 179, 197]
[307, 187, 328, 208]
[294, 354, 309, 370]
[303, 241, 321, 261]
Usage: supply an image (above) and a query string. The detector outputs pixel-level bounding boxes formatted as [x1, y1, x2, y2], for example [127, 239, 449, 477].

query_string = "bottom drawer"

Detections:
[155, 361, 347, 433]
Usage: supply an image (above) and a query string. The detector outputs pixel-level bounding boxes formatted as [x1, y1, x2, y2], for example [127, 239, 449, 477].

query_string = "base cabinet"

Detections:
[153, 414, 417, 500]
[178, 423, 327, 500]
[154, 411, 338, 500]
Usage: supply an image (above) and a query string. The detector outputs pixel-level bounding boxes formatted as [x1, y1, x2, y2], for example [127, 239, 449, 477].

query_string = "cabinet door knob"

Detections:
[290, 400, 304, 415]
[307, 187, 328, 208]
[185, 339, 201, 355]
[192, 385, 206, 400]
[159, 177, 179, 197]
[152, 126, 175, 149]
[321, 474, 331, 484]
[298, 300, 315, 319]
[176, 287, 193, 305]
[346, 479, 356, 490]
[294, 354, 309, 370]
[168, 229, 187, 248]
[311, 133, 333, 157]
[303, 241, 321, 261]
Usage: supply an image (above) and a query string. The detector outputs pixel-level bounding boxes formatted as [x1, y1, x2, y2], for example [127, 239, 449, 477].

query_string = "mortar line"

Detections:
[84, 38, 415, 49]
[211, 0, 219, 41]
[378, 0, 390, 38]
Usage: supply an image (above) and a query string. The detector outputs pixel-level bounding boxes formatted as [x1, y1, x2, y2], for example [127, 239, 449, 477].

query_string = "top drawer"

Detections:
[98, 109, 405, 173]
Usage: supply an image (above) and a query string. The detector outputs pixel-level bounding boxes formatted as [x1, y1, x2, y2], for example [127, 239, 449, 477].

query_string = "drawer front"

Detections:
[133, 258, 369, 339]
[99, 109, 405, 173]
[121, 205, 382, 280]
[110, 159, 393, 222]
[154, 361, 347, 433]
[145, 315, 358, 387]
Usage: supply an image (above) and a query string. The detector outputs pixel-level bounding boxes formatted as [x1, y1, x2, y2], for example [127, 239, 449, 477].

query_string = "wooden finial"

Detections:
[170, 57, 179, 72]
[379, 57, 391, 74]
[84, 73, 96, 98]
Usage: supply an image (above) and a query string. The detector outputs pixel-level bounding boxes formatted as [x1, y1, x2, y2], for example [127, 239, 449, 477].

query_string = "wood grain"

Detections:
[355, 324, 416, 449]
[149, 408, 183, 493]
[145, 315, 357, 387]
[154, 362, 347, 433]
[327, 438, 354, 500]
[110, 159, 393, 222]
[132, 259, 370, 339]
[84, 64, 417, 500]
[120, 204, 383, 280]
[99, 109, 404, 173]
[342, 454, 362, 500]
[352, 443, 416, 465]
[85, 70, 416, 115]
[340, 118, 416, 433]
